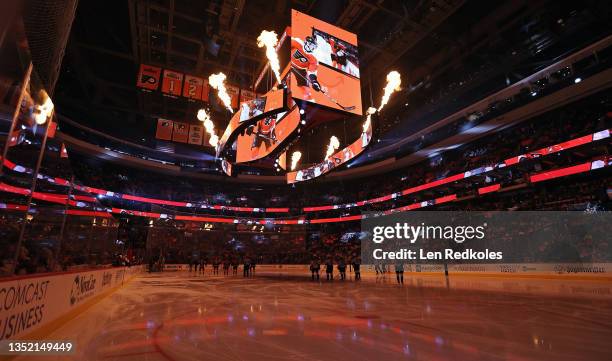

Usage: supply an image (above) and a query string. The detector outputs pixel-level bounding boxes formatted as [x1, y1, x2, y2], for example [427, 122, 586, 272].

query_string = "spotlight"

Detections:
[299, 109, 304, 114]
[531, 91, 537, 97]
[301, 120, 306, 125]
[574, 77, 582, 83]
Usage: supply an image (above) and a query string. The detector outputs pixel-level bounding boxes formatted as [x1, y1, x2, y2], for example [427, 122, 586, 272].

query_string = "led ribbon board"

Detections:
[286, 116, 373, 183]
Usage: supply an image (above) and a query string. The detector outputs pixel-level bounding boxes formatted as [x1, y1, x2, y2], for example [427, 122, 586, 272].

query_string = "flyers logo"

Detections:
[140, 74, 157, 84]
[292, 50, 308, 63]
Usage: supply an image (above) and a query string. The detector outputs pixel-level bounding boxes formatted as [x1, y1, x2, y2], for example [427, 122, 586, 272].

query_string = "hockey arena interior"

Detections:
[0, 0, 611, 360]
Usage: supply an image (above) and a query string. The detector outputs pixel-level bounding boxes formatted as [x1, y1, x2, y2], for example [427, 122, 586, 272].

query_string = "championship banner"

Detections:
[287, 114, 372, 183]
[183, 75, 204, 100]
[188, 124, 204, 145]
[161, 70, 184, 96]
[155, 118, 174, 140]
[136, 64, 161, 90]
[289, 10, 362, 115]
[172, 122, 189, 143]
[216, 88, 287, 157]
[236, 107, 300, 163]
[227, 84, 240, 109]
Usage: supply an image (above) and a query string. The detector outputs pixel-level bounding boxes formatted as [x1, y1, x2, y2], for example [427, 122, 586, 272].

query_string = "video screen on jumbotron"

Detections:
[290, 10, 363, 115]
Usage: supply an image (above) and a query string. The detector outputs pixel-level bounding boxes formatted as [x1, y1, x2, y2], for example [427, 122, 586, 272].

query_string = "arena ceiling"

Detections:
[51, 0, 611, 169]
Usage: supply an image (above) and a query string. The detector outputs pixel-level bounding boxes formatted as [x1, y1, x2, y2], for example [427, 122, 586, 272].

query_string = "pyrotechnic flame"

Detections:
[378, 71, 401, 111]
[208, 72, 233, 113]
[197, 109, 219, 146]
[291, 151, 302, 170]
[34, 92, 54, 125]
[325, 136, 340, 158]
[363, 107, 377, 133]
[257, 30, 281, 84]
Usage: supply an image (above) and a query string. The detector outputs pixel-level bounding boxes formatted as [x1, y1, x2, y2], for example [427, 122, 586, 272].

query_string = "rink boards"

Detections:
[164, 263, 612, 279]
[0, 266, 143, 341]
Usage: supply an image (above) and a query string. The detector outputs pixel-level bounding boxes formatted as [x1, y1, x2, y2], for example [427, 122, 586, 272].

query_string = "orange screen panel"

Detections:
[290, 10, 362, 115]
[235, 107, 300, 163]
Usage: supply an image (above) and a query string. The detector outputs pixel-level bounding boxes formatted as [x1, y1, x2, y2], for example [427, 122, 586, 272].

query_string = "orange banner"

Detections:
[183, 75, 204, 100]
[155, 119, 174, 140]
[227, 84, 240, 109]
[188, 124, 204, 145]
[172, 121, 189, 143]
[161, 70, 184, 96]
[136, 64, 161, 90]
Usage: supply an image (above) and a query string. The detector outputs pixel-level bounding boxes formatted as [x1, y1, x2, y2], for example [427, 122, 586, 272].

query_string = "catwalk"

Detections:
[13, 270, 612, 361]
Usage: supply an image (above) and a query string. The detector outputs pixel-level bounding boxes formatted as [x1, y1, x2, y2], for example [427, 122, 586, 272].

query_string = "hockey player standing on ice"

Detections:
[291, 36, 326, 101]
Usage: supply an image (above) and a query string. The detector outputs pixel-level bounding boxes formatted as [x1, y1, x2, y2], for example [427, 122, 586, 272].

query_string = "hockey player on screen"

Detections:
[329, 37, 348, 70]
[250, 115, 277, 157]
[291, 36, 326, 101]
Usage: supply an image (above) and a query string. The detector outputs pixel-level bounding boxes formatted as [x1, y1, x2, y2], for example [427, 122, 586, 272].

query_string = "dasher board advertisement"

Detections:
[290, 10, 362, 115]
[216, 88, 287, 157]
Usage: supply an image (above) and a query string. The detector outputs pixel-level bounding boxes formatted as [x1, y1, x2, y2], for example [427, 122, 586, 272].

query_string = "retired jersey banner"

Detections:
[188, 124, 204, 145]
[136, 64, 161, 90]
[227, 84, 240, 109]
[183, 75, 204, 100]
[161, 70, 184, 96]
[155, 119, 174, 140]
[172, 122, 189, 143]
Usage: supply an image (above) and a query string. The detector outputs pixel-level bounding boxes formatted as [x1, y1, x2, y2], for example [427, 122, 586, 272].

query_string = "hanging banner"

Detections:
[172, 122, 189, 143]
[136, 64, 162, 90]
[183, 75, 204, 100]
[161, 70, 184, 96]
[227, 84, 240, 109]
[188, 124, 204, 145]
[155, 119, 174, 140]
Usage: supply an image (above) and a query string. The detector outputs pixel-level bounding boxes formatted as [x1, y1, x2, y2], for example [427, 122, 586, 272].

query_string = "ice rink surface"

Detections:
[14, 268, 612, 361]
